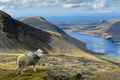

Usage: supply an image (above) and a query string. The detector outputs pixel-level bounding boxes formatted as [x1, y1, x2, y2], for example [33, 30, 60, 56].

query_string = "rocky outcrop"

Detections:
[0, 10, 85, 53]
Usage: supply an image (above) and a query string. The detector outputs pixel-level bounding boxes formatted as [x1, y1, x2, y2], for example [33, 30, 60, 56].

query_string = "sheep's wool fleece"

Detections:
[17, 54, 26, 62]
[26, 51, 40, 65]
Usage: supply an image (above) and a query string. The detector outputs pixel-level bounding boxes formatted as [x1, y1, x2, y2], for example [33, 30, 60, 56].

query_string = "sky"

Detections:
[0, 0, 120, 17]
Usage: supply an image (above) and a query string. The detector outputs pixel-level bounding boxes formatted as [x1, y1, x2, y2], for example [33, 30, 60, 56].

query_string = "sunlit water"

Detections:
[67, 32, 120, 57]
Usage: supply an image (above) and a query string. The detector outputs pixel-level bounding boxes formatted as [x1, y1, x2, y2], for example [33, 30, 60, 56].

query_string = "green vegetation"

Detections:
[0, 51, 120, 80]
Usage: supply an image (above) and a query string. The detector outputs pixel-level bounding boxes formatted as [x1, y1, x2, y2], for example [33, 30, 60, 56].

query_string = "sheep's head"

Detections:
[34, 49, 45, 57]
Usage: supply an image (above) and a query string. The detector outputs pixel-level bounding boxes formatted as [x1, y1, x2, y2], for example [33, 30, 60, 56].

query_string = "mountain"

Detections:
[0, 11, 53, 52]
[79, 19, 120, 42]
[97, 19, 120, 42]
[0, 10, 85, 53]
[20, 16, 65, 34]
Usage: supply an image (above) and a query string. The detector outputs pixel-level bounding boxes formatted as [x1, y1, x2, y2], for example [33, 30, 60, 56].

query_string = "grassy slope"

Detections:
[0, 51, 120, 80]
[0, 17, 120, 80]
[0, 31, 120, 80]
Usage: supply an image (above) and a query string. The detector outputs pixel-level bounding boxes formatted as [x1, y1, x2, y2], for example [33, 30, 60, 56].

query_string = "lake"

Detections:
[47, 16, 120, 57]
[67, 32, 120, 57]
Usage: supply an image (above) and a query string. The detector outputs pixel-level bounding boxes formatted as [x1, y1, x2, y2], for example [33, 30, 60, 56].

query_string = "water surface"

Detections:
[67, 32, 120, 57]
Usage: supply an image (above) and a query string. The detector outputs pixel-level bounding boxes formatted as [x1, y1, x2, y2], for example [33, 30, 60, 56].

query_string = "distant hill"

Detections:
[20, 17, 62, 33]
[80, 19, 120, 42]
[97, 19, 120, 42]
[0, 11, 85, 53]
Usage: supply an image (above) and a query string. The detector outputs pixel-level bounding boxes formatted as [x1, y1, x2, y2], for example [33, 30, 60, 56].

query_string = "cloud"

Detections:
[93, 0, 106, 10]
[0, 0, 119, 11]
[0, 0, 11, 3]
[62, 3, 81, 8]
[63, 0, 108, 10]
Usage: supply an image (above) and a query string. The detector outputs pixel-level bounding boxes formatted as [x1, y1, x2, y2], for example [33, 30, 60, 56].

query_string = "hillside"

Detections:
[0, 10, 85, 53]
[20, 17, 62, 33]
[0, 11, 120, 80]
[0, 16, 52, 52]
[20, 16, 86, 52]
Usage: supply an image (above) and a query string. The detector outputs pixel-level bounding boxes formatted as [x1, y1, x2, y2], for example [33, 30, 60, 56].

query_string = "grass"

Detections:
[45, 30, 61, 37]
[0, 68, 46, 80]
[0, 50, 120, 80]
[90, 70, 120, 80]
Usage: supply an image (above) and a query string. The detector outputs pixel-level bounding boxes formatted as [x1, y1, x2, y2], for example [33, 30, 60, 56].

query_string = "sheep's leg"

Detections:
[16, 66, 24, 75]
[16, 68, 20, 75]
[16, 62, 25, 75]
[16, 64, 20, 75]
[32, 65, 37, 72]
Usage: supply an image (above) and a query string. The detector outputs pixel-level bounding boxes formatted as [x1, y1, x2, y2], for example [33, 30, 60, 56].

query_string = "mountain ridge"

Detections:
[0, 10, 85, 53]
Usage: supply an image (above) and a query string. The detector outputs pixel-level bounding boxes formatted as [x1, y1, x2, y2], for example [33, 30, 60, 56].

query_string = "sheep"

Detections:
[16, 49, 45, 74]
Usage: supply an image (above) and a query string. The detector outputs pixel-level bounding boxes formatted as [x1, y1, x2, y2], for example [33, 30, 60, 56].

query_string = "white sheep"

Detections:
[16, 49, 45, 74]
